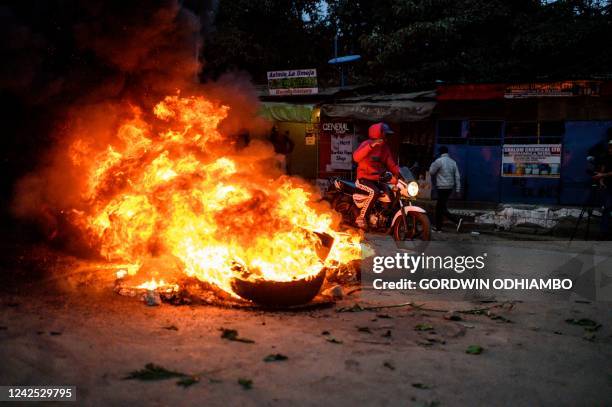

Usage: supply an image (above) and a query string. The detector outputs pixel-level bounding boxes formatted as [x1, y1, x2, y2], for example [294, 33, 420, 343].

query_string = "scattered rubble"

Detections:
[143, 290, 161, 306]
[474, 205, 586, 230]
[219, 328, 255, 344]
[322, 284, 344, 300]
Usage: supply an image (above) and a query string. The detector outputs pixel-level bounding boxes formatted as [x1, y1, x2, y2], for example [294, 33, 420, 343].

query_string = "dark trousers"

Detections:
[435, 188, 459, 229]
[601, 187, 612, 237]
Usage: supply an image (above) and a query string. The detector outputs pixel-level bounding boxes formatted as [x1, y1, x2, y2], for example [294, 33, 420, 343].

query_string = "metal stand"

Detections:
[570, 185, 599, 242]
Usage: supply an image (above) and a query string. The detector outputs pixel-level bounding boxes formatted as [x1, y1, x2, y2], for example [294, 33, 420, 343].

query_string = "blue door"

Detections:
[465, 145, 501, 202]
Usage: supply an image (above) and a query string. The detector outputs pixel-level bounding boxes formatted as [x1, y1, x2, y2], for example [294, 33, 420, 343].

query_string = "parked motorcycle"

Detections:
[328, 167, 430, 242]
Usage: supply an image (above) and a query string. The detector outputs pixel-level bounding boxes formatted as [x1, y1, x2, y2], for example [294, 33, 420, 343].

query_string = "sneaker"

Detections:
[456, 218, 463, 233]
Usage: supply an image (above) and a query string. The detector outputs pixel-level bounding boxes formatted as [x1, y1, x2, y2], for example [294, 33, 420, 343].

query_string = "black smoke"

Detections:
[0, 0, 267, 239]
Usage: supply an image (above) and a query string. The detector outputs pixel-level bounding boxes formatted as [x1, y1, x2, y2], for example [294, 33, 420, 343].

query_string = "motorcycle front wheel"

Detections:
[392, 212, 431, 242]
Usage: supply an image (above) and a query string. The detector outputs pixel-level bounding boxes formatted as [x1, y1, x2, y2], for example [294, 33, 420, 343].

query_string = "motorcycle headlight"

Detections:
[407, 181, 419, 197]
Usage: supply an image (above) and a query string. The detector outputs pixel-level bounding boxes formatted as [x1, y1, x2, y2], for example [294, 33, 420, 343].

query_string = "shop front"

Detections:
[259, 102, 320, 180]
[317, 92, 436, 192]
[435, 82, 612, 205]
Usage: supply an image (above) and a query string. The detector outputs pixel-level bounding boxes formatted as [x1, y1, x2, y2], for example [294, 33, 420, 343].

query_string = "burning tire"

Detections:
[230, 268, 327, 307]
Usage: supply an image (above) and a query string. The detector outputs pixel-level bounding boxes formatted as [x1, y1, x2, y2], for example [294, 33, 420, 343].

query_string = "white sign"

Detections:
[501, 144, 562, 178]
[267, 69, 318, 96]
[322, 122, 351, 134]
[331, 135, 353, 170]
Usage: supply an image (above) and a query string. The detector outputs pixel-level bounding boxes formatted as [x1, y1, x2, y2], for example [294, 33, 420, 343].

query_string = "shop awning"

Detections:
[320, 91, 436, 123]
[259, 102, 316, 123]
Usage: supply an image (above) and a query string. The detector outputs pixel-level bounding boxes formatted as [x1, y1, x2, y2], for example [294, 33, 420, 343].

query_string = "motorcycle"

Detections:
[328, 167, 430, 242]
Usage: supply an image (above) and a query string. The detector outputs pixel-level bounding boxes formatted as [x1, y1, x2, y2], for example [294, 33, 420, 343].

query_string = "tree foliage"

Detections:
[201, 0, 332, 82]
[202, 0, 612, 89]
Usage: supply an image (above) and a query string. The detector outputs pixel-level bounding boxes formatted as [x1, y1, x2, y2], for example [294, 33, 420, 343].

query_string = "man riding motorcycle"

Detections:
[353, 122, 402, 229]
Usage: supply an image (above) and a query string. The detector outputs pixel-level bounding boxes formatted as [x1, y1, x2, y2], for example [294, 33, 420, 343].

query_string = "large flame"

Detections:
[67, 93, 361, 296]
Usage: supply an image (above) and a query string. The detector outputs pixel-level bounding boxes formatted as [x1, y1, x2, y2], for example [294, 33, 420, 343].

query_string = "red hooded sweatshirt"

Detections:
[352, 123, 400, 181]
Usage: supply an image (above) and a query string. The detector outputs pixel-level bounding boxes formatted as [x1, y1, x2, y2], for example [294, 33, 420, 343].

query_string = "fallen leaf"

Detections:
[326, 338, 343, 344]
[176, 376, 200, 387]
[489, 314, 513, 323]
[466, 345, 484, 355]
[49, 331, 62, 336]
[321, 331, 330, 336]
[443, 312, 462, 321]
[583, 332, 596, 342]
[414, 401, 440, 407]
[336, 303, 365, 313]
[162, 325, 178, 331]
[357, 326, 372, 334]
[264, 353, 288, 362]
[382, 330, 392, 338]
[415, 324, 434, 331]
[412, 383, 432, 389]
[565, 318, 601, 330]
[463, 309, 486, 315]
[124, 363, 186, 381]
[377, 314, 393, 319]
[383, 361, 395, 370]
[238, 378, 253, 389]
[220, 328, 255, 343]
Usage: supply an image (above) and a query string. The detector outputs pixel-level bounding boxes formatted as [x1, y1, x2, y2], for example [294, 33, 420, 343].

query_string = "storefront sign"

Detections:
[501, 144, 562, 178]
[330, 134, 353, 170]
[321, 122, 351, 134]
[504, 81, 601, 99]
[267, 69, 318, 96]
[322, 121, 354, 170]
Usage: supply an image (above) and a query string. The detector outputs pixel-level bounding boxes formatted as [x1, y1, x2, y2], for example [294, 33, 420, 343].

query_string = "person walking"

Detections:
[270, 127, 295, 173]
[429, 146, 462, 232]
[593, 140, 612, 239]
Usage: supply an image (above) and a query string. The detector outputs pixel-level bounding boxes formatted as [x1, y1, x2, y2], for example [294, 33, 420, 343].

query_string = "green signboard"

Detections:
[267, 69, 318, 96]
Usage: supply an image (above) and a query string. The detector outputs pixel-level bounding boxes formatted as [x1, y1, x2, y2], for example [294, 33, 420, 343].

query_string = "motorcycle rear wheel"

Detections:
[332, 194, 354, 224]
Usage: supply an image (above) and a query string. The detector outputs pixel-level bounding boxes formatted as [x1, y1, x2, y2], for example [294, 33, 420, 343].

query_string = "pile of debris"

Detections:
[113, 259, 361, 309]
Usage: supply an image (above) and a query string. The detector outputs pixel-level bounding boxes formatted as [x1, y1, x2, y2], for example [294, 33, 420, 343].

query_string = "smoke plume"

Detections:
[2, 0, 270, 246]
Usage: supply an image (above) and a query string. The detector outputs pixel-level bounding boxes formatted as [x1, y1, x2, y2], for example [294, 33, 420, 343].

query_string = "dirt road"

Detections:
[0, 237, 611, 406]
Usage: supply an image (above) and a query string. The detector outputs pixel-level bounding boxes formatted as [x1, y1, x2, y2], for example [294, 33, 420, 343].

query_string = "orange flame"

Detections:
[69, 93, 362, 296]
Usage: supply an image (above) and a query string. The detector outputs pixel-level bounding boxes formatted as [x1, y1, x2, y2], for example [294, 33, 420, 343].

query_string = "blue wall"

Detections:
[435, 120, 612, 205]
[441, 145, 502, 202]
